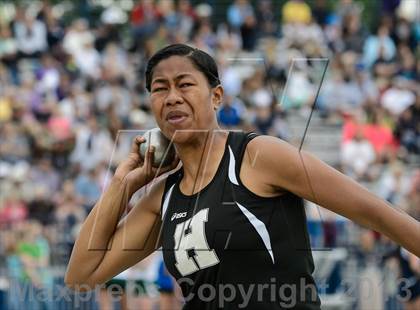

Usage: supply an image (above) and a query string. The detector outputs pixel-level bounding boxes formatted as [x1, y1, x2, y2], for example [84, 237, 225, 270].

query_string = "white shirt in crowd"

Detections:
[70, 125, 114, 171]
[341, 139, 376, 176]
[14, 19, 47, 54]
[381, 87, 415, 116]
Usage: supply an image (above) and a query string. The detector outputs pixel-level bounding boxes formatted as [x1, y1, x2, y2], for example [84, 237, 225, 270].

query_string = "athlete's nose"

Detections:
[164, 87, 183, 106]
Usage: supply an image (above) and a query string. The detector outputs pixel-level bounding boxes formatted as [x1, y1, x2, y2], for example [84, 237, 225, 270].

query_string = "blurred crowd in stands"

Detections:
[0, 0, 419, 309]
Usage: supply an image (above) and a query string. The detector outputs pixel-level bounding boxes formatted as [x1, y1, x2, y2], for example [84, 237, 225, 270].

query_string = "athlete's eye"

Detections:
[152, 87, 167, 93]
[180, 83, 193, 88]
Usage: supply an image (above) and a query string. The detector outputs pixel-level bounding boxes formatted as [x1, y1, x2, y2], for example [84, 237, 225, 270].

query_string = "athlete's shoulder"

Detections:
[228, 130, 259, 153]
[243, 134, 290, 160]
[230, 130, 259, 140]
[244, 134, 325, 196]
[245, 134, 293, 155]
[242, 134, 300, 186]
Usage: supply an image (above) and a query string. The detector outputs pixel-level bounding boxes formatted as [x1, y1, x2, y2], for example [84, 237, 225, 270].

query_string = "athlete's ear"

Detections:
[211, 85, 223, 111]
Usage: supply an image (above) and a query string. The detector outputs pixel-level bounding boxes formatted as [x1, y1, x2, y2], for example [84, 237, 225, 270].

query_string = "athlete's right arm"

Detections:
[64, 136, 179, 291]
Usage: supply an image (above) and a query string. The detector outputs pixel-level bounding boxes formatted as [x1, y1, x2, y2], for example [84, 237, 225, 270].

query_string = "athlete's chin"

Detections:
[167, 128, 210, 145]
[162, 122, 194, 141]
[169, 130, 197, 145]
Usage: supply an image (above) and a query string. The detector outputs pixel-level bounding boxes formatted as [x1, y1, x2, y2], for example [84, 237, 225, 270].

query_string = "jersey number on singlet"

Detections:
[173, 208, 220, 276]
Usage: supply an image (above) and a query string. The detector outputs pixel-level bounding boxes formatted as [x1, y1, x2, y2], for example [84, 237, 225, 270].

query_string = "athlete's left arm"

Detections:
[246, 135, 420, 257]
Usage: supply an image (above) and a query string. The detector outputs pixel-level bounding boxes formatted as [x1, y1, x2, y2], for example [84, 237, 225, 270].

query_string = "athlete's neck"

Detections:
[176, 130, 228, 192]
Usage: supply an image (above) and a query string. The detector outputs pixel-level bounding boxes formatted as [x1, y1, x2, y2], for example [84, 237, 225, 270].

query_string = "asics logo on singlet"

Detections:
[171, 212, 187, 221]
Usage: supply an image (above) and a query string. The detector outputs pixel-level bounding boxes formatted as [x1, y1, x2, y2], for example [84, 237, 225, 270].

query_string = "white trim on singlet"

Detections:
[161, 184, 175, 221]
[228, 145, 239, 185]
[228, 133, 258, 186]
[227, 139, 274, 264]
[236, 201, 275, 264]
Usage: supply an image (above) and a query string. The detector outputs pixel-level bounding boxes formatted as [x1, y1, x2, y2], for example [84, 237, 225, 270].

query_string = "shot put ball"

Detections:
[139, 128, 176, 168]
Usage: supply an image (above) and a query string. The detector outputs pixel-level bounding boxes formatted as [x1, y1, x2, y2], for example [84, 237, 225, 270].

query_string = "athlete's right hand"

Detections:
[114, 135, 179, 195]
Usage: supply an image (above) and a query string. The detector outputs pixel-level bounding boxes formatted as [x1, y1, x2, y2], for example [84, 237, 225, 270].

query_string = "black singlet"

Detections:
[160, 131, 321, 309]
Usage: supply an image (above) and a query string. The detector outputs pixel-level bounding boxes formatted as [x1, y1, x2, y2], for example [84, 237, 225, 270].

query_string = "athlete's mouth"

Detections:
[166, 110, 189, 124]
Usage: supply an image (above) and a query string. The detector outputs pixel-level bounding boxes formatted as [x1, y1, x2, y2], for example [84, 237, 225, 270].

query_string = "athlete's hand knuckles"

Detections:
[135, 135, 144, 144]
[131, 136, 142, 152]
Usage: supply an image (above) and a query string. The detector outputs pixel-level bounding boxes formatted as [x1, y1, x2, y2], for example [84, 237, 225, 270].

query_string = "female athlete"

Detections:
[65, 44, 419, 309]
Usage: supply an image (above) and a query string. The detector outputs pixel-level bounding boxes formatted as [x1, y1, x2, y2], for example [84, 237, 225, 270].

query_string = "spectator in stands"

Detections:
[0, 24, 19, 84]
[217, 95, 245, 128]
[62, 19, 95, 59]
[157, 0, 178, 31]
[354, 63, 379, 104]
[37, 53, 60, 93]
[376, 161, 411, 206]
[0, 121, 30, 164]
[95, 78, 132, 123]
[240, 14, 258, 51]
[365, 109, 396, 160]
[73, 39, 101, 79]
[74, 168, 102, 210]
[394, 93, 420, 155]
[174, 0, 196, 41]
[282, 65, 314, 111]
[396, 44, 417, 81]
[37, 1, 65, 51]
[16, 220, 52, 309]
[12, 9, 48, 58]
[5, 228, 26, 310]
[255, 0, 278, 37]
[322, 53, 366, 114]
[381, 77, 416, 116]
[384, 245, 420, 310]
[363, 22, 396, 68]
[227, 0, 255, 30]
[70, 116, 113, 171]
[282, 0, 312, 25]
[102, 42, 130, 81]
[54, 180, 86, 246]
[130, 0, 161, 49]
[340, 6, 367, 53]
[341, 128, 376, 181]
[26, 186, 55, 226]
[0, 188, 27, 227]
[392, 16, 417, 51]
[312, 0, 331, 27]
[29, 156, 61, 195]
[191, 18, 217, 53]
[251, 89, 274, 135]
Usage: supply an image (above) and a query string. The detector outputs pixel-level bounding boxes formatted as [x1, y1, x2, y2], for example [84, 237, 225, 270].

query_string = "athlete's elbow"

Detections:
[64, 271, 97, 292]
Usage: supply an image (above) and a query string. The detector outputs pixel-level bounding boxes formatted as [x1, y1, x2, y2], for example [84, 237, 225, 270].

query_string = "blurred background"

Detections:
[0, 0, 419, 309]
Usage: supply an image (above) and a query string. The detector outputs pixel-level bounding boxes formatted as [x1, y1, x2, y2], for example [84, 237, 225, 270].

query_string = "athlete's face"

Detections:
[149, 56, 223, 144]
